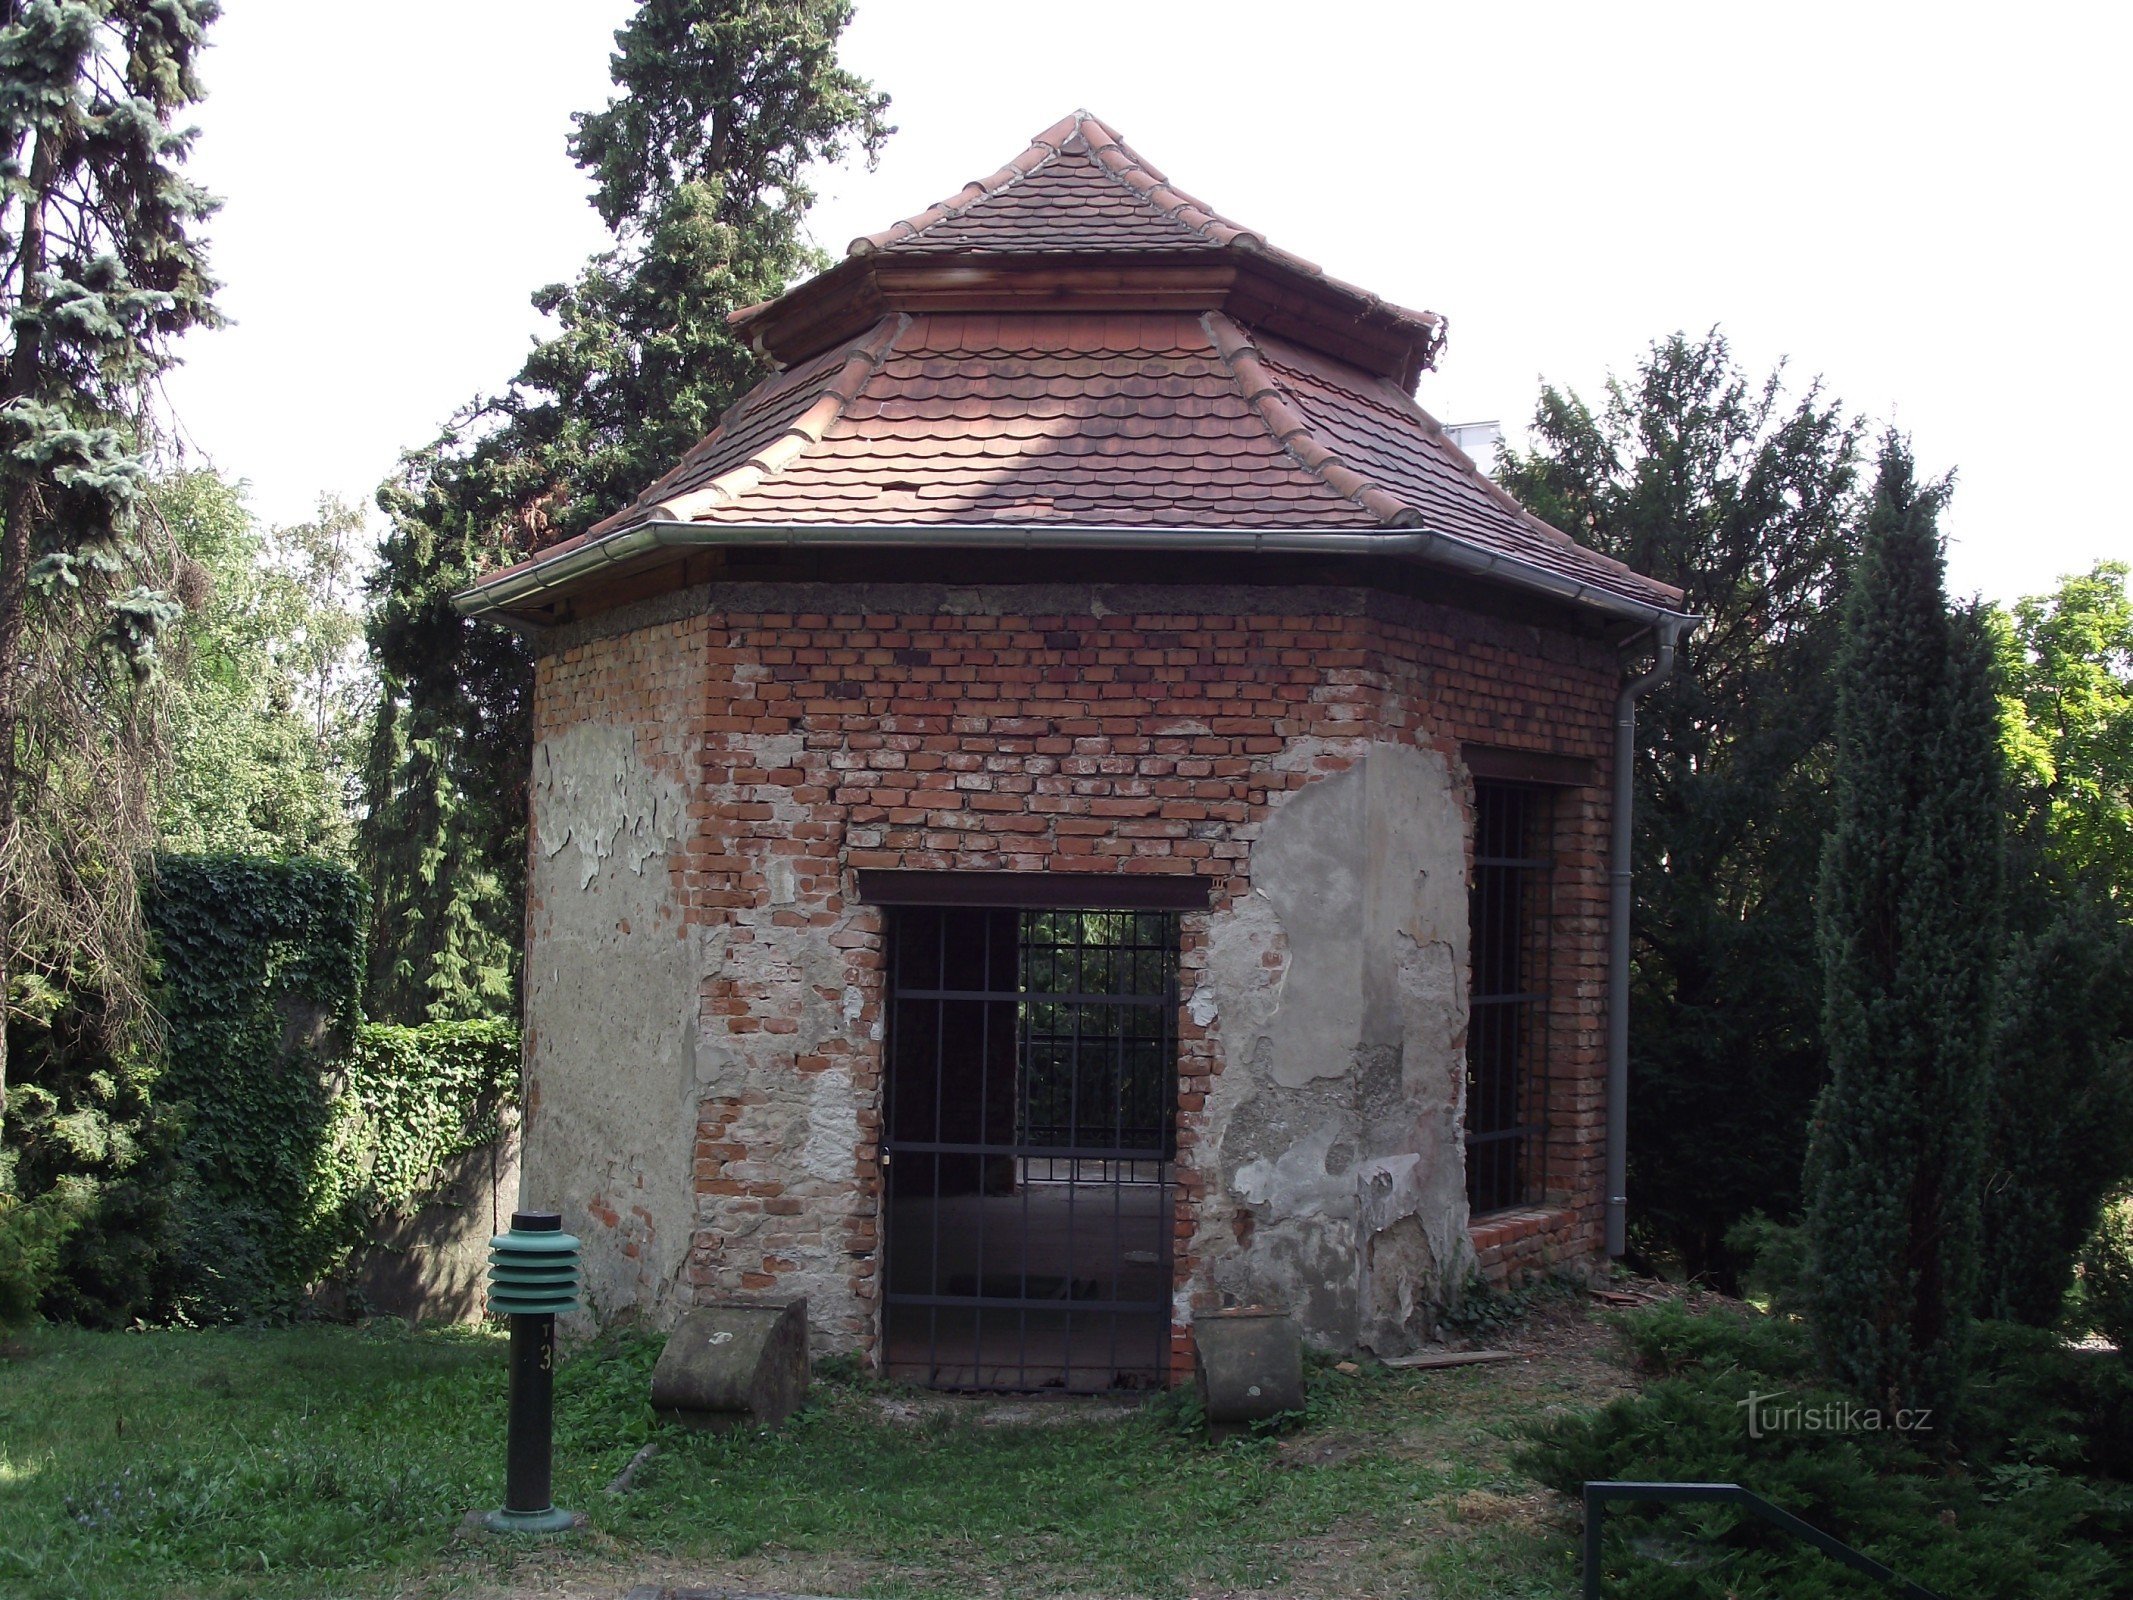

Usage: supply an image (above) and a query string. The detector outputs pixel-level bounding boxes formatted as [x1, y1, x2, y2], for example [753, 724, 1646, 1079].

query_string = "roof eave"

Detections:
[452, 519, 1696, 633]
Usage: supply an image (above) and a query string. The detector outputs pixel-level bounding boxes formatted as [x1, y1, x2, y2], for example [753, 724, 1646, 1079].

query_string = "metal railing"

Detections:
[1581, 1481, 1945, 1600]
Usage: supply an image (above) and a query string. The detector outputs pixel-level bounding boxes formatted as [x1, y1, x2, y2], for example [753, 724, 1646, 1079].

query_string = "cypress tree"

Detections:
[1805, 435, 2001, 1420]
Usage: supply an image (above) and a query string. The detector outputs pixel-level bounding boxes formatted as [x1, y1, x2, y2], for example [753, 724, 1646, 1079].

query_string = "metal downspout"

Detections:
[1606, 618, 1687, 1258]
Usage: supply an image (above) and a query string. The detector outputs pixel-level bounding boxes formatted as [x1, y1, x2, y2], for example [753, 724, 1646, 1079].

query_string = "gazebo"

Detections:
[458, 112, 1692, 1391]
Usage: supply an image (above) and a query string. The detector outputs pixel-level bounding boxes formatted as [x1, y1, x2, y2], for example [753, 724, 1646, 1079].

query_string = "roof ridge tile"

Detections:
[594, 316, 909, 535]
[731, 112, 1447, 385]
[850, 111, 1265, 259]
[1203, 312, 1417, 527]
[1073, 113, 1262, 250]
[849, 114, 1079, 255]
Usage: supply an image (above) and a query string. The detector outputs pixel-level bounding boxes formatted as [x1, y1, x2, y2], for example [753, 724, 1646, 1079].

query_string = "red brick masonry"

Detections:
[529, 579, 1617, 1375]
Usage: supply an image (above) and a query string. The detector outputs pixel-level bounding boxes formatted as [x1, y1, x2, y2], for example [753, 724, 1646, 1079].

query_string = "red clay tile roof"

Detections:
[562, 305, 1680, 612]
[596, 312, 1368, 533]
[1238, 329, 1671, 606]
[480, 114, 1685, 618]
[852, 111, 1259, 256]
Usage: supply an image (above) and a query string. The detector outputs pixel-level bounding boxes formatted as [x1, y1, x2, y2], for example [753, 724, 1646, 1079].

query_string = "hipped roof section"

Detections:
[460, 112, 1689, 624]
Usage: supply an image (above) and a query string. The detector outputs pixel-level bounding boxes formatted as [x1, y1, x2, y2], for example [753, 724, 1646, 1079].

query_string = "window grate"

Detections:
[1466, 781, 1554, 1214]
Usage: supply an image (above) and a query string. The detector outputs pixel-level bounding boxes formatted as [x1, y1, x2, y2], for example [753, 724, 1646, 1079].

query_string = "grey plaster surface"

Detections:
[521, 720, 702, 1327]
[1195, 742, 1473, 1353]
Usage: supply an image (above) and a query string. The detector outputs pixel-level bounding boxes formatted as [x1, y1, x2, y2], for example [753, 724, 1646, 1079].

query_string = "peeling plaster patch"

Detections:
[1361, 1217, 1440, 1354]
[841, 985, 865, 1026]
[1251, 765, 1367, 1091]
[801, 1073, 861, 1182]
[768, 859, 797, 905]
[522, 717, 697, 1329]
[1195, 741, 1476, 1355]
[533, 725, 682, 890]
[1232, 1120, 1347, 1215]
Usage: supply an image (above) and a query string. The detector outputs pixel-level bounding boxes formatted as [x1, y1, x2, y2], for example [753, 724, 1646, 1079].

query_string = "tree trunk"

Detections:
[0, 126, 53, 1150]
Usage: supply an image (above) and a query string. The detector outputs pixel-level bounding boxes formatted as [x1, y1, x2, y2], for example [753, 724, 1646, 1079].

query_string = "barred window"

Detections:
[1465, 780, 1553, 1213]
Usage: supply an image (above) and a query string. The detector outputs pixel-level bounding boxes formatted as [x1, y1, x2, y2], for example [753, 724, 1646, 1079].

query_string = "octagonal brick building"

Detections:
[458, 112, 1693, 1390]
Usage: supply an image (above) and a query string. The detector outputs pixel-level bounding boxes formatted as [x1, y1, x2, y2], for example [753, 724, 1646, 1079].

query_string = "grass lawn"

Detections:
[0, 1303, 1628, 1600]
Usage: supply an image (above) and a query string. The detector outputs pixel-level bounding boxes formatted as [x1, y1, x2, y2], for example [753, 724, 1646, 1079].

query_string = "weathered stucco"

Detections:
[519, 583, 1618, 1371]
[1193, 742, 1474, 1354]
[522, 719, 702, 1325]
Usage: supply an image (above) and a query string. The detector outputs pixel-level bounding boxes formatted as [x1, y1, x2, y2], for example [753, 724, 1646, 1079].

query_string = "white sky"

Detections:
[159, 0, 2131, 605]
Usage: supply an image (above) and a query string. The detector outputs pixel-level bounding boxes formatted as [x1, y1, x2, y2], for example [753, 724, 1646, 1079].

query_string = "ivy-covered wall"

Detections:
[144, 855, 518, 1320]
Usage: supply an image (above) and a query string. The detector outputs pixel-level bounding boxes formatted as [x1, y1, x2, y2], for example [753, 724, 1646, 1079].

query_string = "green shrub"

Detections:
[1962, 1319, 2133, 1483]
[1981, 910, 2133, 1328]
[1609, 1296, 1815, 1383]
[1518, 1300, 2132, 1597]
[41, 1148, 185, 1327]
[1724, 1213, 1811, 1316]
[0, 1188, 84, 1328]
[2082, 1195, 2133, 1360]
[2, 981, 176, 1325]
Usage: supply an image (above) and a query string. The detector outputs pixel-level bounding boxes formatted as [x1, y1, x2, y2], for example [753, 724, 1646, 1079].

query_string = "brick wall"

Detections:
[530, 580, 1619, 1364]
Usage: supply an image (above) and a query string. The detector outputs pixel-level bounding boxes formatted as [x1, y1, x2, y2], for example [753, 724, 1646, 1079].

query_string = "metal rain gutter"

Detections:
[451, 518, 1698, 632]
[1604, 614, 1692, 1259]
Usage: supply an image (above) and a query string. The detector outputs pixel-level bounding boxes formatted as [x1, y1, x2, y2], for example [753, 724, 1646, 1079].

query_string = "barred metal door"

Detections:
[881, 905, 1178, 1391]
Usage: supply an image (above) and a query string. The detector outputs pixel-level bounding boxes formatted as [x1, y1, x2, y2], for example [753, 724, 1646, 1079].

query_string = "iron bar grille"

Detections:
[882, 905, 1179, 1392]
[1466, 780, 1555, 1214]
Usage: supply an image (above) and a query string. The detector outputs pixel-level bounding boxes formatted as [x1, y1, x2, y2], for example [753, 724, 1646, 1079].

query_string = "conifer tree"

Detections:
[1805, 436, 2002, 1419]
[362, 0, 888, 1021]
[1498, 333, 1862, 1281]
[0, 1, 219, 1147]
[1978, 897, 2133, 1325]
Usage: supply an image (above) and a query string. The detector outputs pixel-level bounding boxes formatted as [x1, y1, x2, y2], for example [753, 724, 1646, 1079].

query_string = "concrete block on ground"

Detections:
[650, 1299, 810, 1433]
[1193, 1307, 1304, 1435]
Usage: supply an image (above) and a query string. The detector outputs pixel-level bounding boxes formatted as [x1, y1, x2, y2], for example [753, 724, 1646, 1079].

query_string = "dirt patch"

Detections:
[867, 1391, 1144, 1428]
[442, 1549, 1005, 1600]
[1275, 1429, 1374, 1468]
[1451, 1487, 1555, 1527]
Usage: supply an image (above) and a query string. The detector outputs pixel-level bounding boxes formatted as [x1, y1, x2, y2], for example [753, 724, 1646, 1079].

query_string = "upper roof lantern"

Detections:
[730, 111, 1448, 391]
